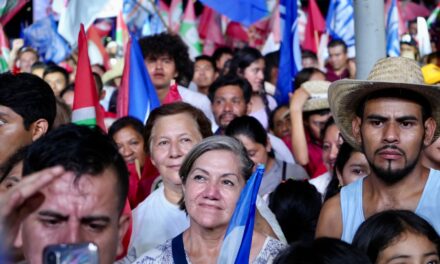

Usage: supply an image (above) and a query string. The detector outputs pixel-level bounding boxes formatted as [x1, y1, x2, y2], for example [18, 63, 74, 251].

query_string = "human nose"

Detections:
[383, 123, 399, 143]
[330, 144, 339, 159]
[169, 140, 183, 158]
[224, 100, 233, 112]
[65, 223, 82, 243]
[120, 145, 133, 157]
[203, 181, 221, 200]
[257, 70, 264, 81]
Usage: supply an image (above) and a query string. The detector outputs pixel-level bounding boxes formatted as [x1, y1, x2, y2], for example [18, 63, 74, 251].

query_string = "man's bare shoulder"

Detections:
[315, 194, 342, 239]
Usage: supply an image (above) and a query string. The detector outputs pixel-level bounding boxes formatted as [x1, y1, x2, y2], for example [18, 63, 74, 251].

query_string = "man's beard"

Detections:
[362, 143, 422, 185]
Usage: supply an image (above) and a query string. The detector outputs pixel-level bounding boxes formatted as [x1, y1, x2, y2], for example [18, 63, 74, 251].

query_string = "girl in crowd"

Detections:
[228, 47, 277, 130]
[325, 142, 370, 201]
[134, 136, 286, 263]
[225, 115, 309, 200]
[310, 117, 343, 197]
[352, 210, 440, 264]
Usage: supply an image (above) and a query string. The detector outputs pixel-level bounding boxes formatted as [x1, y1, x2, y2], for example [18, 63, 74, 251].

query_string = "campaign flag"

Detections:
[169, 0, 183, 32]
[275, 0, 302, 106]
[386, 0, 400, 57]
[180, 0, 202, 59]
[87, 25, 110, 69]
[302, 0, 326, 53]
[117, 36, 160, 123]
[417, 17, 432, 58]
[163, 82, 182, 104]
[200, 0, 268, 27]
[427, 3, 440, 28]
[0, 23, 8, 73]
[58, 0, 110, 47]
[326, 0, 355, 48]
[116, 10, 129, 51]
[217, 164, 265, 264]
[198, 6, 224, 55]
[0, 0, 28, 25]
[22, 16, 71, 63]
[72, 24, 106, 131]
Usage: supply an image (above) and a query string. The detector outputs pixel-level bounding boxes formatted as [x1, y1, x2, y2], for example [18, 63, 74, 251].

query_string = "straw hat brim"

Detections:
[329, 79, 440, 150]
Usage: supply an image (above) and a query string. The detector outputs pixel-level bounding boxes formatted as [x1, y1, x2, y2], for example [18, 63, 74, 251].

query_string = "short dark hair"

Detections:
[212, 46, 234, 64]
[269, 104, 289, 131]
[208, 74, 252, 104]
[268, 179, 322, 243]
[43, 64, 69, 85]
[22, 124, 129, 214]
[352, 210, 440, 263]
[264, 51, 279, 82]
[0, 72, 56, 130]
[144, 102, 213, 154]
[0, 146, 28, 183]
[195, 55, 216, 72]
[109, 116, 145, 140]
[138, 33, 193, 86]
[328, 39, 348, 53]
[355, 89, 432, 122]
[302, 50, 318, 61]
[31, 61, 47, 72]
[294, 67, 325, 89]
[274, 237, 371, 264]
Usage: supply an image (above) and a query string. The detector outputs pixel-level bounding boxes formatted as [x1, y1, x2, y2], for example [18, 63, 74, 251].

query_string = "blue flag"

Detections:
[127, 36, 160, 122]
[23, 16, 71, 63]
[386, 0, 400, 57]
[326, 0, 355, 48]
[200, 0, 268, 27]
[217, 164, 265, 264]
[275, 0, 302, 106]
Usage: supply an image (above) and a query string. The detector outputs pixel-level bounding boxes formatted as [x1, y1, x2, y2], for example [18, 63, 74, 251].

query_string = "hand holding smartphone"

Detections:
[43, 243, 99, 264]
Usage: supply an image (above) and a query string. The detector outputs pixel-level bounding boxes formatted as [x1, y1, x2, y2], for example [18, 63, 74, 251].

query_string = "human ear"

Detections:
[352, 117, 362, 144]
[116, 214, 131, 257]
[30, 119, 49, 141]
[423, 117, 436, 146]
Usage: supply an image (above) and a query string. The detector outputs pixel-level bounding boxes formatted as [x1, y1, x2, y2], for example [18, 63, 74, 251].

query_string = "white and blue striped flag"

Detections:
[217, 164, 265, 264]
[275, 0, 302, 106]
[386, 0, 400, 57]
[326, 0, 355, 49]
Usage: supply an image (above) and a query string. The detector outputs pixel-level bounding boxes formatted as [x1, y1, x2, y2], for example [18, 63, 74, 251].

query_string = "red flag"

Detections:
[302, 0, 326, 53]
[163, 82, 182, 104]
[87, 25, 111, 69]
[72, 24, 106, 132]
[198, 6, 224, 55]
[117, 37, 132, 118]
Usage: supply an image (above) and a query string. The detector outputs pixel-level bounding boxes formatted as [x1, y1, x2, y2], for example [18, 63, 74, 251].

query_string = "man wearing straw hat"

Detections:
[316, 57, 440, 243]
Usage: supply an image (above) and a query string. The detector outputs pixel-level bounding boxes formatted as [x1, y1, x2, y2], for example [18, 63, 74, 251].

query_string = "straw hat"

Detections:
[301, 80, 331, 112]
[328, 57, 440, 149]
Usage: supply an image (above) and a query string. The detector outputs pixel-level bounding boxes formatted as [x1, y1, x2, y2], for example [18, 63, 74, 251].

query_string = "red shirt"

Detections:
[305, 130, 327, 178]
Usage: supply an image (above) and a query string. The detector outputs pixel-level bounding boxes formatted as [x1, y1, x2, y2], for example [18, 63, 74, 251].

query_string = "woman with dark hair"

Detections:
[134, 136, 286, 263]
[352, 210, 440, 264]
[325, 142, 370, 201]
[228, 47, 277, 130]
[225, 116, 308, 199]
[269, 179, 321, 244]
[274, 237, 371, 264]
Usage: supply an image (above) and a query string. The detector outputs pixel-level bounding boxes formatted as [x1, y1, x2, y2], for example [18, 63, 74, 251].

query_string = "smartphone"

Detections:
[42, 242, 99, 264]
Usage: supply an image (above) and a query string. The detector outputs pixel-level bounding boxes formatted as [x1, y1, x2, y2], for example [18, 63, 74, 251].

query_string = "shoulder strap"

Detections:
[172, 233, 189, 264]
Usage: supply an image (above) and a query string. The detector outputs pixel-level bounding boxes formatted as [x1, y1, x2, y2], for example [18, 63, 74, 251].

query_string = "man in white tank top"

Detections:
[316, 57, 440, 242]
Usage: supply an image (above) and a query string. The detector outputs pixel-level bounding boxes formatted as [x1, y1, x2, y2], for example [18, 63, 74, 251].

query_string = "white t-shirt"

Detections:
[122, 185, 190, 263]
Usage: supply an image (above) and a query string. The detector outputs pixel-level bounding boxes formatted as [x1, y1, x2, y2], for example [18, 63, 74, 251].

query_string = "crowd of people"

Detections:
[0, 16, 439, 264]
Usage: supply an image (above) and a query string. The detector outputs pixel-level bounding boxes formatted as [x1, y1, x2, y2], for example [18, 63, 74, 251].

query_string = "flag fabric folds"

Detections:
[326, 0, 355, 48]
[0, 0, 28, 25]
[302, 0, 326, 53]
[58, 0, 110, 47]
[72, 24, 106, 131]
[386, 0, 400, 57]
[169, 0, 183, 32]
[117, 36, 160, 123]
[23, 16, 71, 63]
[275, 0, 302, 106]
[180, 0, 202, 59]
[217, 164, 265, 264]
[198, 6, 224, 55]
[200, 0, 268, 27]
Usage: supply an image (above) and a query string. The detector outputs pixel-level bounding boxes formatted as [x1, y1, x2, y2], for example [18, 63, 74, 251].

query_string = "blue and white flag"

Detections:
[275, 0, 302, 106]
[23, 16, 71, 63]
[217, 164, 265, 264]
[326, 0, 355, 48]
[386, 0, 400, 57]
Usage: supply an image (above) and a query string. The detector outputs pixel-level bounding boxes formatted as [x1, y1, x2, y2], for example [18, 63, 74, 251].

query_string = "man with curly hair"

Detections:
[138, 33, 215, 130]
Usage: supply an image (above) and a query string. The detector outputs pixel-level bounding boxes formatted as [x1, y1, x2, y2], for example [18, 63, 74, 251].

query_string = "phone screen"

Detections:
[43, 243, 99, 264]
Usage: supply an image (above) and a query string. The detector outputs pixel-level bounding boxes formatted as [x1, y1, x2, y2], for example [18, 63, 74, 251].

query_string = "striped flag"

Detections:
[180, 0, 202, 59]
[72, 24, 106, 131]
[275, 0, 302, 106]
[326, 0, 355, 50]
[169, 0, 183, 33]
[0, 0, 28, 25]
[217, 164, 265, 264]
[386, 0, 400, 57]
[0, 23, 9, 73]
[117, 35, 160, 123]
[427, 3, 440, 28]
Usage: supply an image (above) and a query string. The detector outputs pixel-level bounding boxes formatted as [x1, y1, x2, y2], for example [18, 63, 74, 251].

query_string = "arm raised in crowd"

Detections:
[289, 88, 311, 165]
